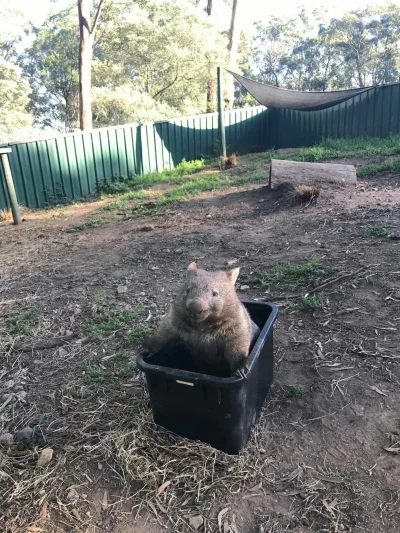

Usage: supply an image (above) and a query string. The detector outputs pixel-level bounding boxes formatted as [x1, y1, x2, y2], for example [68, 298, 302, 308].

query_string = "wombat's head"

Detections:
[179, 262, 240, 323]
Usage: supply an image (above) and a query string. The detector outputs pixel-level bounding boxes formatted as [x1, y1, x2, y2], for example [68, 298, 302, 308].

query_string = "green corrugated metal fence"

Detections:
[267, 84, 400, 149]
[2, 83, 400, 211]
[0, 106, 267, 210]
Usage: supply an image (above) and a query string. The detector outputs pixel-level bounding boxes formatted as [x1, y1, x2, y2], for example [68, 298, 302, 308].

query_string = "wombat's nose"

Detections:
[188, 299, 204, 316]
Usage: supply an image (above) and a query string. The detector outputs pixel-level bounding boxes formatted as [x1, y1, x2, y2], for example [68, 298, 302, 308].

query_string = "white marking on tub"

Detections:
[176, 380, 194, 386]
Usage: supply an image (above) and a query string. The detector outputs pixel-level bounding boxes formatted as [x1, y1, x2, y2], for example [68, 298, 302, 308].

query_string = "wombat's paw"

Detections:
[234, 362, 249, 379]
[141, 337, 155, 355]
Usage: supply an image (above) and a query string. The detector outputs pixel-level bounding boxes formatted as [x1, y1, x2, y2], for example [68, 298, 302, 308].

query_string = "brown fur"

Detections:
[220, 153, 238, 170]
[144, 263, 259, 377]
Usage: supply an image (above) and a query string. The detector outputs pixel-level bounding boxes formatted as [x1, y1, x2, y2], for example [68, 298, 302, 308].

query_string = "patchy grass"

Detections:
[364, 225, 391, 237]
[238, 161, 263, 173]
[66, 218, 105, 233]
[66, 135, 400, 220]
[357, 156, 400, 177]
[78, 360, 108, 384]
[84, 306, 138, 337]
[118, 357, 137, 378]
[297, 294, 328, 310]
[240, 135, 400, 166]
[289, 384, 310, 397]
[6, 309, 41, 335]
[253, 260, 336, 289]
[125, 324, 152, 345]
[106, 172, 266, 216]
[101, 158, 205, 196]
[289, 135, 400, 162]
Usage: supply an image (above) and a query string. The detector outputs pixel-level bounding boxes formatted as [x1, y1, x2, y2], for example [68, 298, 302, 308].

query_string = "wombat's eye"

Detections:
[212, 290, 219, 297]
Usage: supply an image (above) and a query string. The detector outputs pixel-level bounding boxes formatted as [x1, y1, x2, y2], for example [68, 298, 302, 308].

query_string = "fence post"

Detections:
[0, 148, 22, 225]
[217, 67, 227, 158]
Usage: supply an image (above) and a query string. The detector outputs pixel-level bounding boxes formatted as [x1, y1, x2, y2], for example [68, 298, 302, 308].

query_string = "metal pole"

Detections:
[217, 67, 227, 158]
[1, 153, 22, 225]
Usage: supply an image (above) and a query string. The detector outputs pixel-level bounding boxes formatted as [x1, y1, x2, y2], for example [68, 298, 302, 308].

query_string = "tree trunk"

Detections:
[78, 0, 105, 131]
[207, 80, 216, 113]
[205, 1, 216, 113]
[226, 0, 240, 109]
[355, 51, 364, 88]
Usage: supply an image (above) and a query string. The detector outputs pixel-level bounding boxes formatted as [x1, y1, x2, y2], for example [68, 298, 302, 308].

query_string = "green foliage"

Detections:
[253, 260, 336, 289]
[92, 86, 177, 128]
[22, 6, 79, 131]
[253, 5, 400, 90]
[22, 0, 227, 130]
[364, 226, 390, 237]
[7, 309, 41, 335]
[0, 59, 32, 140]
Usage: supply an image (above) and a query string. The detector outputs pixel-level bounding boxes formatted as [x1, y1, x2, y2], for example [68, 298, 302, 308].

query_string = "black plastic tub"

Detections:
[137, 300, 278, 455]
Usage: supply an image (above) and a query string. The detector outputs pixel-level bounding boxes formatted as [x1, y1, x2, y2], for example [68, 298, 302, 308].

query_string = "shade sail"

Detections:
[228, 71, 374, 111]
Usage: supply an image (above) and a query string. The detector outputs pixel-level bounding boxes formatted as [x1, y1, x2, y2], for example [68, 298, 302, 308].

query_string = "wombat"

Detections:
[143, 262, 260, 378]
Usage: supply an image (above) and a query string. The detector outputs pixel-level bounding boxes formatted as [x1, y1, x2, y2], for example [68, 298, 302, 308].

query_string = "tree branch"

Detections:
[91, 0, 105, 35]
[152, 63, 179, 100]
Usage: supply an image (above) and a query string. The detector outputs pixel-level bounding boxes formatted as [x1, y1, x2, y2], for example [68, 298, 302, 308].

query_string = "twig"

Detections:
[7, 333, 77, 353]
[262, 266, 373, 302]
[310, 265, 372, 293]
[0, 395, 13, 412]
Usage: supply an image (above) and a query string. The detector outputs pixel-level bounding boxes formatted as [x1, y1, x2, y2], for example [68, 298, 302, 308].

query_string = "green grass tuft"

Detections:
[85, 306, 138, 337]
[126, 324, 152, 344]
[289, 384, 310, 397]
[118, 357, 137, 378]
[297, 294, 328, 310]
[66, 218, 104, 233]
[78, 361, 108, 384]
[253, 260, 336, 289]
[7, 309, 41, 335]
[364, 225, 390, 237]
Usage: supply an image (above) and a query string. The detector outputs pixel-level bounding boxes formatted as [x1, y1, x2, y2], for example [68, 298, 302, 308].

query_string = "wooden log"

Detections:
[271, 159, 357, 185]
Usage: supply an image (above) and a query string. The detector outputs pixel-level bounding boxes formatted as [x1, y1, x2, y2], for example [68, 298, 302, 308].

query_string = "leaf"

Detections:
[38, 501, 48, 521]
[248, 481, 263, 492]
[218, 507, 230, 533]
[101, 490, 108, 511]
[316, 474, 343, 484]
[370, 386, 388, 397]
[117, 285, 128, 294]
[37, 448, 54, 467]
[384, 446, 400, 454]
[189, 515, 204, 530]
[157, 480, 172, 496]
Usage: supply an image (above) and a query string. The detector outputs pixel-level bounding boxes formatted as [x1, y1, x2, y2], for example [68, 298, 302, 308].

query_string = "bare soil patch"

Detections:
[1, 162, 400, 533]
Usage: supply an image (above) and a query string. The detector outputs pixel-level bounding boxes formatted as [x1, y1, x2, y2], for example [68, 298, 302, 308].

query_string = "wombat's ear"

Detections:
[187, 262, 197, 271]
[227, 267, 240, 284]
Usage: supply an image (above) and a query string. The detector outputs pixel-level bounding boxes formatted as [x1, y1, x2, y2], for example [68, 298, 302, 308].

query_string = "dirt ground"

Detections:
[1, 158, 400, 533]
